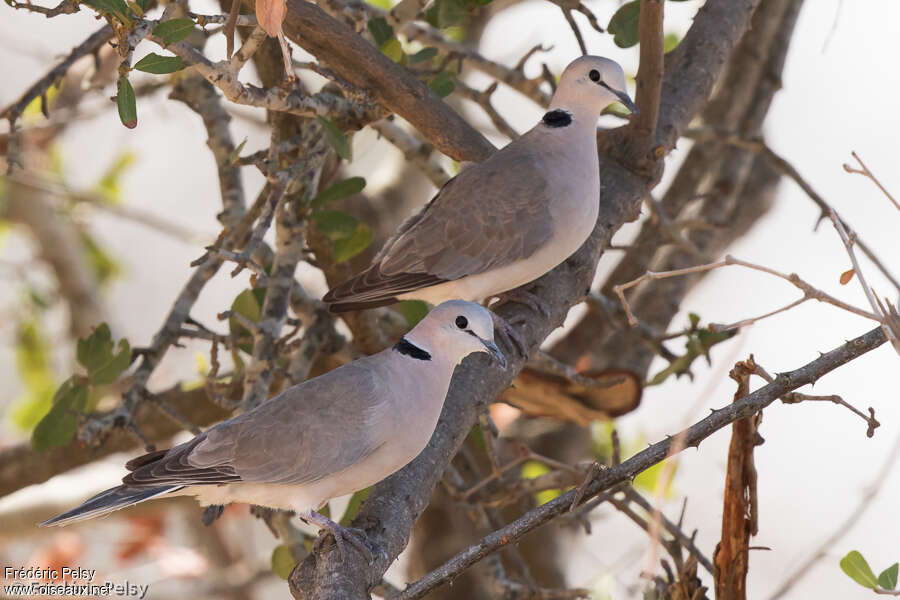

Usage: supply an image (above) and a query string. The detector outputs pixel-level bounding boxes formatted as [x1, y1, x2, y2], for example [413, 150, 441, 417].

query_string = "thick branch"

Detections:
[0, 385, 233, 499]
[282, 0, 495, 162]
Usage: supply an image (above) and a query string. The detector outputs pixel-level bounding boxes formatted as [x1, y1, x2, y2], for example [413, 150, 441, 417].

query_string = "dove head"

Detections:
[548, 56, 637, 122]
[402, 300, 506, 368]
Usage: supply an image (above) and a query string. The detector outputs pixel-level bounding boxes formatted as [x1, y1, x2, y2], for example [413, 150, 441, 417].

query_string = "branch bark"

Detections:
[0, 385, 234, 499]
[282, 0, 495, 162]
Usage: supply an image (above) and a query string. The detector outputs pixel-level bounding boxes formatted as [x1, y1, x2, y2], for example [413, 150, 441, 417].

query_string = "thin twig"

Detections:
[612, 255, 879, 328]
[842, 151, 899, 212]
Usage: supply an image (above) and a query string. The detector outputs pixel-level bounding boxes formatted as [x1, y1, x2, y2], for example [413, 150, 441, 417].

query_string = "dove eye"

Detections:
[589, 69, 601, 82]
[455, 316, 468, 329]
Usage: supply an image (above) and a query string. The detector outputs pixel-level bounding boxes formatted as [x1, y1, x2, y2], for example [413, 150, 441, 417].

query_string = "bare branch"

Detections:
[394, 327, 887, 599]
[843, 150, 899, 212]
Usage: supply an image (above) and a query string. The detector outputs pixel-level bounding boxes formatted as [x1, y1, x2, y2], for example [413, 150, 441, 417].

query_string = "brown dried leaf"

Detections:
[255, 0, 286, 37]
[839, 268, 855, 285]
[500, 368, 642, 425]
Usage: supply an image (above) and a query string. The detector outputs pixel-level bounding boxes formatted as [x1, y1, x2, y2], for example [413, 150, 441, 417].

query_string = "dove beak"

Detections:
[600, 81, 640, 115]
[613, 89, 639, 115]
[481, 338, 507, 369]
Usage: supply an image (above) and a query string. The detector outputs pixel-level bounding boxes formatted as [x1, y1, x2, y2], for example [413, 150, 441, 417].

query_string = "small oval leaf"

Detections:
[82, 0, 130, 21]
[313, 210, 359, 240]
[839, 268, 855, 285]
[333, 223, 372, 263]
[311, 177, 366, 210]
[840, 550, 879, 589]
[316, 116, 352, 160]
[428, 71, 455, 98]
[366, 17, 394, 47]
[31, 378, 88, 452]
[270, 544, 297, 580]
[879, 563, 899, 591]
[409, 47, 438, 64]
[116, 76, 137, 129]
[134, 52, 184, 74]
[607, 0, 640, 48]
[153, 18, 196, 44]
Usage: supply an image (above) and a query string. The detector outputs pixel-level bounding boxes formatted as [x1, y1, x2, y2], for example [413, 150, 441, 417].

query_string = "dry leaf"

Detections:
[839, 268, 855, 285]
[256, 0, 286, 37]
[500, 368, 642, 425]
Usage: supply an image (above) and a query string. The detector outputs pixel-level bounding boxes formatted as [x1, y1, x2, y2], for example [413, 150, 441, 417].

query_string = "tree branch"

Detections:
[282, 0, 495, 162]
[396, 326, 887, 599]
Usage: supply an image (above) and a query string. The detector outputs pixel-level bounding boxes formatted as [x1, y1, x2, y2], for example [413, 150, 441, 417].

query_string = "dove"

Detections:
[323, 56, 637, 349]
[40, 300, 505, 561]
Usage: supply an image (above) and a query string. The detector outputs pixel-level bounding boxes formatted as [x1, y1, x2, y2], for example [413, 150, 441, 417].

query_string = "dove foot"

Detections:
[490, 311, 528, 357]
[492, 288, 551, 318]
[304, 510, 374, 564]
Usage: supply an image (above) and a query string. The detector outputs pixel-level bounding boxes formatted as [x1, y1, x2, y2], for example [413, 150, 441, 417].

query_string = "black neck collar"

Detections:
[542, 109, 572, 128]
[393, 337, 431, 361]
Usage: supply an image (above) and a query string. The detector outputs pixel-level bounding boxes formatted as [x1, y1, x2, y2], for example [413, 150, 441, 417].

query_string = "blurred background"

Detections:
[1, 0, 898, 598]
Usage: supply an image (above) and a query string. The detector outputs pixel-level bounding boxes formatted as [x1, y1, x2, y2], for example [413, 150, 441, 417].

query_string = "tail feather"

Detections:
[40, 485, 182, 527]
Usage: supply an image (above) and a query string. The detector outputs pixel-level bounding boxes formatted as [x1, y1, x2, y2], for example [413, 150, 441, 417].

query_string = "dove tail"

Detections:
[39, 484, 182, 527]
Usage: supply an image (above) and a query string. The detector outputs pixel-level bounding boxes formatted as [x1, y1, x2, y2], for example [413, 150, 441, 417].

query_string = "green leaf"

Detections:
[380, 37, 405, 63]
[339, 488, 371, 526]
[93, 150, 136, 204]
[31, 378, 88, 451]
[134, 52, 184, 74]
[311, 177, 367, 210]
[428, 71, 455, 98]
[82, 0, 130, 21]
[333, 223, 373, 263]
[316, 116, 352, 160]
[270, 544, 298, 580]
[135, 0, 149, 10]
[77, 323, 113, 372]
[152, 18, 196, 44]
[91, 339, 131, 385]
[80, 232, 121, 285]
[367, 17, 394, 47]
[634, 457, 677, 497]
[227, 138, 247, 166]
[436, 0, 466, 28]
[840, 551, 879, 589]
[879, 563, 899, 590]
[688, 313, 700, 328]
[116, 76, 137, 129]
[77, 323, 132, 385]
[313, 210, 359, 240]
[521, 461, 560, 506]
[11, 320, 57, 432]
[394, 300, 429, 327]
[607, 0, 640, 48]
[229, 289, 262, 353]
[409, 47, 438, 64]
[663, 32, 681, 53]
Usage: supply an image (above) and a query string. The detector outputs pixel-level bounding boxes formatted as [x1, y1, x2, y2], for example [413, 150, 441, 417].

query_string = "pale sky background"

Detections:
[1, 1, 898, 598]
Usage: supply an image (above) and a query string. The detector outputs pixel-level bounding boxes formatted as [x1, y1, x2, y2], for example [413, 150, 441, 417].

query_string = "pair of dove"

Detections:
[42, 56, 635, 561]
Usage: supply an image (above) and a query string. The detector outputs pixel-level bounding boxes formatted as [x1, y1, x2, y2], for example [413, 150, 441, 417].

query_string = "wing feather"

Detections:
[324, 139, 554, 309]
[122, 359, 389, 488]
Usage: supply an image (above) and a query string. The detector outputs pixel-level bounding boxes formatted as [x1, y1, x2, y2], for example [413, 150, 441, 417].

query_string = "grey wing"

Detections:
[123, 360, 388, 487]
[381, 147, 553, 279]
[322, 145, 553, 308]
